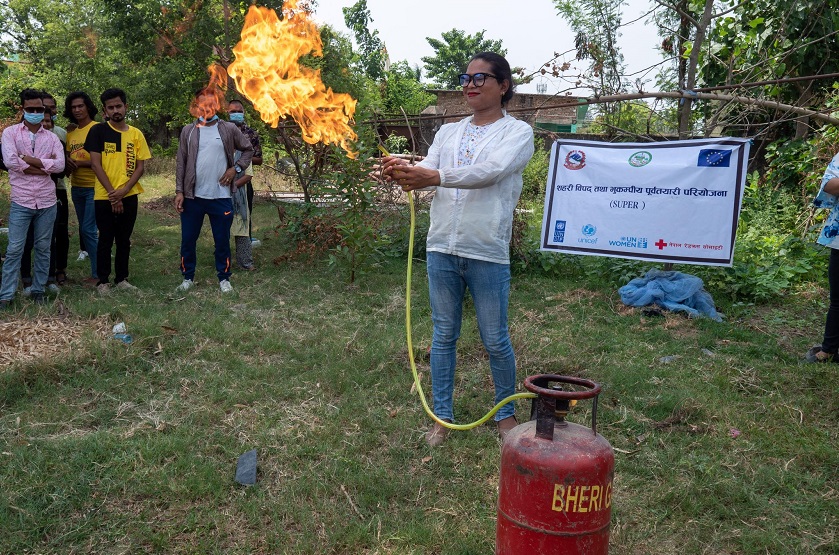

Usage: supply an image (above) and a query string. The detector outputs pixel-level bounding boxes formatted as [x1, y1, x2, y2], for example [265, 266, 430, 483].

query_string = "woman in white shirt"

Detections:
[384, 52, 534, 446]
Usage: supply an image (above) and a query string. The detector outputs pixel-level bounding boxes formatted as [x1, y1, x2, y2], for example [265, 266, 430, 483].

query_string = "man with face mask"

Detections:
[19, 91, 70, 293]
[226, 99, 262, 270]
[174, 89, 253, 293]
[227, 100, 262, 241]
[0, 88, 65, 309]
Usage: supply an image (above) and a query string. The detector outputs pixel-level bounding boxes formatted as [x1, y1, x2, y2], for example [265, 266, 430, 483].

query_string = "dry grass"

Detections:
[0, 310, 111, 369]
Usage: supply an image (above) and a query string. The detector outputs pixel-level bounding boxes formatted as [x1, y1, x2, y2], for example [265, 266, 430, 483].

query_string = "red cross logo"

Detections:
[655, 239, 667, 250]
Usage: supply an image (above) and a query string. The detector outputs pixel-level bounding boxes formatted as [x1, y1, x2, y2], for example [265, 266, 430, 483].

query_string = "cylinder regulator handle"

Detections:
[524, 374, 601, 399]
[524, 375, 602, 438]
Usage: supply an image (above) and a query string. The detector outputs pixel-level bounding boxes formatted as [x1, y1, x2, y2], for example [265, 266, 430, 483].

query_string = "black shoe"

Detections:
[31, 293, 47, 305]
[0, 300, 11, 311]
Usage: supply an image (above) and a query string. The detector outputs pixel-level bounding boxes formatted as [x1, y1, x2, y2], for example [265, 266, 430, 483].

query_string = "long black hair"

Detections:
[63, 91, 99, 124]
[469, 52, 515, 106]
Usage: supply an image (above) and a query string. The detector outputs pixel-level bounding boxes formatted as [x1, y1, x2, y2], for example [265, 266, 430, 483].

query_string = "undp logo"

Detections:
[554, 220, 566, 243]
[582, 224, 597, 237]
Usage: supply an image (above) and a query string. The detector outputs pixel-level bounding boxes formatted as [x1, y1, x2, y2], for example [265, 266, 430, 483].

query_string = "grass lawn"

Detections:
[0, 160, 837, 554]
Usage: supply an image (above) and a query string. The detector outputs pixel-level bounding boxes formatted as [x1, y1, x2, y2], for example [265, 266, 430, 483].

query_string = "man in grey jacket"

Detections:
[174, 89, 253, 293]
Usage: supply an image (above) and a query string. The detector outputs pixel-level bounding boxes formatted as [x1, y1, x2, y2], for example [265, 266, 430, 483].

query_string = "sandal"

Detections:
[56, 271, 67, 285]
[805, 345, 838, 363]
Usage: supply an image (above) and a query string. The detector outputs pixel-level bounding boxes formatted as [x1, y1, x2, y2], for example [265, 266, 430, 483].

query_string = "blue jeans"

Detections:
[426, 251, 516, 422]
[71, 186, 98, 278]
[1, 202, 57, 301]
[179, 197, 234, 282]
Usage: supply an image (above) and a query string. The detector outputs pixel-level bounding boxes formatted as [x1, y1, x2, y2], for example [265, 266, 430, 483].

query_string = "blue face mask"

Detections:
[23, 112, 45, 125]
[229, 112, 245, 123]
[199, 114, 219, 123]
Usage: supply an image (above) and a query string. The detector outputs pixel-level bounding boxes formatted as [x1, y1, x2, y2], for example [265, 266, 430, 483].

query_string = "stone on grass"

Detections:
[235, 449, 258, 485]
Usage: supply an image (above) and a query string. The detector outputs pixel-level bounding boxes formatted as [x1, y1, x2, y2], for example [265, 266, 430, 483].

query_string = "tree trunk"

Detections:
[678, 0, 715, 139]
[794, 81, 814, 139]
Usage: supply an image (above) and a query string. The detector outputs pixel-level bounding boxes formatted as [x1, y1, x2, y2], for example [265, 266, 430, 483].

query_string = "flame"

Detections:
[227, 2, 358, 158]
[191, 64, 229, 123]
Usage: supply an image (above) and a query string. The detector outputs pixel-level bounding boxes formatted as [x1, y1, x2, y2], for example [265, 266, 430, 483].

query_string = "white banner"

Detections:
[539, 138, 751, 267]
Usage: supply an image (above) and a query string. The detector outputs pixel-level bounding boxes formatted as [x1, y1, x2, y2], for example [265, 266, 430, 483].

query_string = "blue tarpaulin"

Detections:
[619, 269, 722, 322]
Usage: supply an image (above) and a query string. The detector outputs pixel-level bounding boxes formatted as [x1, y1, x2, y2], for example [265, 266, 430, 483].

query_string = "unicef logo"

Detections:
[582, 224, 597, 237]
[628, 151, 652, 167]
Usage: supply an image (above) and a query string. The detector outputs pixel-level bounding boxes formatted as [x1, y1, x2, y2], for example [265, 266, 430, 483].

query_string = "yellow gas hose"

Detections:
[386, 145, 536, 431]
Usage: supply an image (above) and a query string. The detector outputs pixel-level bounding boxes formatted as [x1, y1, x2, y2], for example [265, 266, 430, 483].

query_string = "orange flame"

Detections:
[227, 2, 358, 158]
[191, 64, 229, 123]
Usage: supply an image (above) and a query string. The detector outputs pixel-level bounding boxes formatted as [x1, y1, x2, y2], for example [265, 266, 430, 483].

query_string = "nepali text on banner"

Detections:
[539, 138, 751, 267]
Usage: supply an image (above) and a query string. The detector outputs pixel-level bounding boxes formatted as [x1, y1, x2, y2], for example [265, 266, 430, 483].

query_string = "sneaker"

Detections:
[425, 420, 451, 447]
[115, 280, 138, 291]
[0, 299, 12, 311]
[47, 283, 60, 294]
[77, 250, 89, 262]
[96, 283, 111, 295]
[31, 292, 47, 305]
[219, 279, 233, 293]
[250, 238, 261, 248]
[176, 279, 194, 292]
[22, 286, 32, 297]
[497, 416, 518, 441]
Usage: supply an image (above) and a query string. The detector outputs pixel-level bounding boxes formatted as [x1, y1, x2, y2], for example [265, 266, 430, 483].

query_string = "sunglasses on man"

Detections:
[23, 107, 46, 113]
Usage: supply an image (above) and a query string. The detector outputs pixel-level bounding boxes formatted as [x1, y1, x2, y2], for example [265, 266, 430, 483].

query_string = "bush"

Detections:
[521, 137, 550, 202]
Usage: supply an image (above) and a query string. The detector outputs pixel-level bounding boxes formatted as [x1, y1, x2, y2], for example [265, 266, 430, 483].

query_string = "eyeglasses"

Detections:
[458, 73, 498, 87]
[23, 107, 46, 113]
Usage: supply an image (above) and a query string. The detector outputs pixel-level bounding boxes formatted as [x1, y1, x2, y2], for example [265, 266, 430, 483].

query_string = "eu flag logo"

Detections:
[697, 149, 731, 167]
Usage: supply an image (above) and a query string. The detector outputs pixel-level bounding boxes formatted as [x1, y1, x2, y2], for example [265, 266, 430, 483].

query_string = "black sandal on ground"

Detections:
[805, 345, 838, 363]
[56, 271, 67, 285]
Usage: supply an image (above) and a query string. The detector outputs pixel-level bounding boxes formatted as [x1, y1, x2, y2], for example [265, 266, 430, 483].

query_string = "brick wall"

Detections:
[429, 90, 581, 126]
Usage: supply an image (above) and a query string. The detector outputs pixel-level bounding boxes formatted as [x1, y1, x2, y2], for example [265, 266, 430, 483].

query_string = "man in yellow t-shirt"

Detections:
[64, 91, 100, 281]
[84, 88, 151, 292]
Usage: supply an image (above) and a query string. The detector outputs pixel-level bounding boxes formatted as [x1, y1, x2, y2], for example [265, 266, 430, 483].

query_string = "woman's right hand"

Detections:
[381, 156, 408, 181]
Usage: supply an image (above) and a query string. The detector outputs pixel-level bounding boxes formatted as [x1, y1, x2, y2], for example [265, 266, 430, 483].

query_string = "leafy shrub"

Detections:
[521, 137, 550, 202]
[274, 140, 428, 282]
[384, 133, 410, 155]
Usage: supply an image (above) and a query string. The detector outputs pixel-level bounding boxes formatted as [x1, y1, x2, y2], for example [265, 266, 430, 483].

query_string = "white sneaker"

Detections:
[219, 279, 233, 293]
[22, 286, 32, 297]
[250, 238, 261, 248]
[115, 280, 138, 291]
[47, 283, 60, 294]
[176, 279, 194, 292]
[97, 283, 111, 295]
[77, 250, 89, 262]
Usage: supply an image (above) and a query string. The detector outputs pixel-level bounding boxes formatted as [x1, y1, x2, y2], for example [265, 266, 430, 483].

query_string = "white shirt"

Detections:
[418, 114, 535, 264]
[195, 124, 231, 199]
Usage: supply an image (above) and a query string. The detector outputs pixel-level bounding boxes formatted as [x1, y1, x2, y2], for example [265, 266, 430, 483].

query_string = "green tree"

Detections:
[702, 0, 839, 138]
[584, 99, 676, 137]
[342, 0, 386, 81]
[554, 0, 626, 130]
[421, 29, 505, 89]
[649, 0, 839, 139]
[383, 61, 434, 114]
[0, 0, 291, 143]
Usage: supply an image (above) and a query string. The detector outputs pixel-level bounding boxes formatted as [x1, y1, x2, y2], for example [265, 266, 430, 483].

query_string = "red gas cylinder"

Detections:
[496, 375, 614, 554]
